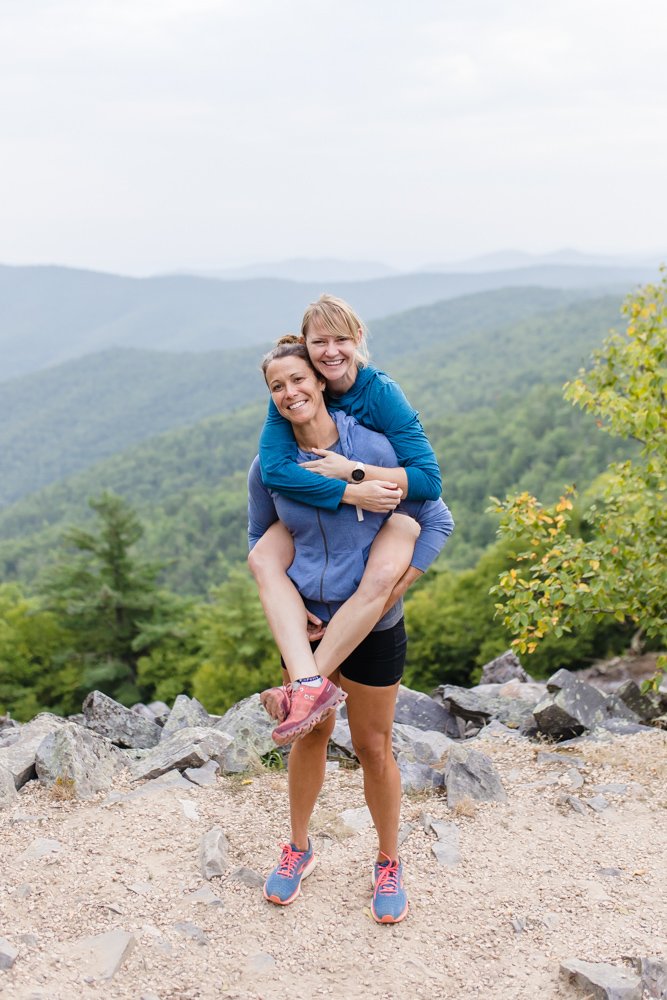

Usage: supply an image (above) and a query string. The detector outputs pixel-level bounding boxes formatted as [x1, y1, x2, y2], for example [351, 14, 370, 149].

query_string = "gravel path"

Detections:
[1, 729, 666, 1000]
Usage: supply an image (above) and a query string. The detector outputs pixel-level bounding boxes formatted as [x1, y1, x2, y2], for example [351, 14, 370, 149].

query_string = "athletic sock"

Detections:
[299, 675, 324, 688]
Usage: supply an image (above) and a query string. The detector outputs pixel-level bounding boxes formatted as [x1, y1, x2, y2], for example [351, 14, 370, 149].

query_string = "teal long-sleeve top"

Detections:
[258, 364, 442, 510]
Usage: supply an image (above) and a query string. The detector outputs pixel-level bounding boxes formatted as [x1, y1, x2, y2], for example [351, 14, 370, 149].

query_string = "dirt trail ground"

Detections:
[1, 729, 666, 1000]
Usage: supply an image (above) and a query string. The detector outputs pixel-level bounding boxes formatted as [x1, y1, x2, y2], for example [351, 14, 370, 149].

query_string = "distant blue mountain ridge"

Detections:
[0, 259, 656, 381]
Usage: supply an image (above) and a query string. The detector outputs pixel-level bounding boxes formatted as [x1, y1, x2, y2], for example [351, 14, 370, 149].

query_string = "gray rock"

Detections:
[634, 957, 667, 999]
[174, 921, 208, 945]
[105, 769, 194, 803]
[129, 703, 158, 723]
[586, 794, 610, 812]
[214, 694, 276, 772]
[392, 723, 454, 766]
[598, 719, 656, 736]
[188, 885, 223, 906]
[199, 826, 229, 880]
[433, 685, 494, 724]
[479, 650, 532, 684]
[0, 937, 18, 970]
[533, 678, 610, 738]
[229, 867, 265, 888]
[444, 745, 507, 805]
[130, 727, 233, 781]
[615, 680, 666, 722]
[394, 685, 461, 737]
[560, 958, 642, 999]
[536, 751, 585, 767]
[148, 701, 170, 724]
[16, 838, 62, 862]
[68, 929, 136, 981]
[339, 805, 373, 832]
[566, 768, 585, 789]
[248, 952, 276, 973]
[559, 794, 587, 815]
[329, 717, 356, 759]
[161, 695, 210, 740]
[546, 668, 578, 693]
[430, 822, 460, 868]
[593, 783, 628, 796]
[83, 691, 161, 749]
[35, 722, 125, 799]
[0, 764, 18, 809]
[475, 719, 525, 741]
[435, 684, 537, 729]
[398, 822, 414, 846]
[184, 760, 220, 787]
[604, 694, 642, 723]
[397, 754, 445, 793]
[0, 714, 66, 790]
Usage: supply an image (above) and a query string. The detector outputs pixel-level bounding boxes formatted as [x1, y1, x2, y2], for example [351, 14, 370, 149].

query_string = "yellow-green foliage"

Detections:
[491, 271, 667, 655]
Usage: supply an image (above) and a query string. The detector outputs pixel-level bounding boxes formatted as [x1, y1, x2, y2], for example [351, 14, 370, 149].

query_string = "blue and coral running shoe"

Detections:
[263, 840, 316, 905]
[371, 854, 409, 924]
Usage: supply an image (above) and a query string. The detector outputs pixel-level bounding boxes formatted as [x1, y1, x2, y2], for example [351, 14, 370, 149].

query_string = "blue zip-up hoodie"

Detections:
[258, 364, 442, 510]
[249, 412, 454, 628]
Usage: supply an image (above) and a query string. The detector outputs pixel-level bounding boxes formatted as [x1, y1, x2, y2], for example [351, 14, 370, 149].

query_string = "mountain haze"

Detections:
[0, 287, 619, 506]
[0, 261, 652, 380]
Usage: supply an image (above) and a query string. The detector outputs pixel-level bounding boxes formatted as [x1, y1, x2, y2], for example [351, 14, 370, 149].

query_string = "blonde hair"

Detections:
[300, 294, 370, 367]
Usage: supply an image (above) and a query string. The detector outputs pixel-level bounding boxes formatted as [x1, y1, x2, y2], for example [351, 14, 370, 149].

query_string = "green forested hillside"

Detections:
[0, 260, 648, 379]
[0, 341, 631, 593]
[2, 275, 657, 720]
[0, 347, 268, 506]
[1, 289, 622, 505]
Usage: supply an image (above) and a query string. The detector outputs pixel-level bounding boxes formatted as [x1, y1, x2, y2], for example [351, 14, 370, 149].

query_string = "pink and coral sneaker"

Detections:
[260, 684, 292, 723]
[271, 679, 346, 746]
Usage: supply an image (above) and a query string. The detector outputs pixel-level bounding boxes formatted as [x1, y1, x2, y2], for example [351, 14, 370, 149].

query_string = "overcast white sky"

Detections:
[2, 0, 667, 274]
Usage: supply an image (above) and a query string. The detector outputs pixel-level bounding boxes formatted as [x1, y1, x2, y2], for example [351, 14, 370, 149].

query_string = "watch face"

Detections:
[351, 468, 365, 482]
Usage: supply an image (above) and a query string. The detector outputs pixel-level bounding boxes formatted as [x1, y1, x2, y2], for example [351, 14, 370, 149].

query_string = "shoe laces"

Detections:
[277, 843, 306, 878]
[376, 853, 400, 894]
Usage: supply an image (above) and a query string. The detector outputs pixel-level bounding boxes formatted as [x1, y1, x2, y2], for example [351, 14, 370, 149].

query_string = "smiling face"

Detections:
[303, 317, 360, 394]
[265, 355, 327, 426]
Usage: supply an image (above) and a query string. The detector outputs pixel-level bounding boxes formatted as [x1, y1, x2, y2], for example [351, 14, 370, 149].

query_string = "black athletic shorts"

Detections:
[282, 618, 407, 688]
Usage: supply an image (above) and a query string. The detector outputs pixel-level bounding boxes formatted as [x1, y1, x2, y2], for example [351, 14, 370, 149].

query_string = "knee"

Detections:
[356, 561, 400, 601]
[248, 544, 282, 583]
[353, 735, 394, 775]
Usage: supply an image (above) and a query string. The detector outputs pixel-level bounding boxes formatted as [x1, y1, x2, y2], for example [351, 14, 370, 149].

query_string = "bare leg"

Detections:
[250, 515, 418, 684]
[248, 521, 319, 681]
[287, 702, 337, 850]
[313, 514, 419, 677]
[343, 676, 402, 860]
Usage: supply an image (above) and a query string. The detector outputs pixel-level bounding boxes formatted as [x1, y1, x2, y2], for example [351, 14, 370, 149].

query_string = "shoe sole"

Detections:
[370, 900, 409, 924]
[263, 855, 317, 906]
[272, 689, 347, 747]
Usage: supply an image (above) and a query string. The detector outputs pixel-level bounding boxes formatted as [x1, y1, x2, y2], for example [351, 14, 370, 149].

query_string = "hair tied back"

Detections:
[276, 334, 304, 346]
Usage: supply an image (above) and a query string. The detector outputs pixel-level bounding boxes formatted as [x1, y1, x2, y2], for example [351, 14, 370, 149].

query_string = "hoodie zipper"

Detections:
[316, 509, 329, 604]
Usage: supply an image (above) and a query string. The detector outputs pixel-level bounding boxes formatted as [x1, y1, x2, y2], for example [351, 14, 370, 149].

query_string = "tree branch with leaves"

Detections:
[490, 271, 667, 682]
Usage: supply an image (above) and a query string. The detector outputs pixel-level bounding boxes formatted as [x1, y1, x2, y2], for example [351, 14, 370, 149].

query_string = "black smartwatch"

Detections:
[351, 462, 366, 482]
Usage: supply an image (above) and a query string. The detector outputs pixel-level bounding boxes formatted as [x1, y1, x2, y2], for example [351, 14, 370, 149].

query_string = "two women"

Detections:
[247, 301, 453, 923]
[249, 294, 444, 744]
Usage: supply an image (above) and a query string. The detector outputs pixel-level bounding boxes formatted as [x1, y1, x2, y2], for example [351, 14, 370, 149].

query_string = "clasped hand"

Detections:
[300, 448, 352, 480]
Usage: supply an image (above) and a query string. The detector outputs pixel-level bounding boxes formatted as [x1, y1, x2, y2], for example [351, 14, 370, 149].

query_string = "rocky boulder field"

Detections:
[1, 652, 666, 1000]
